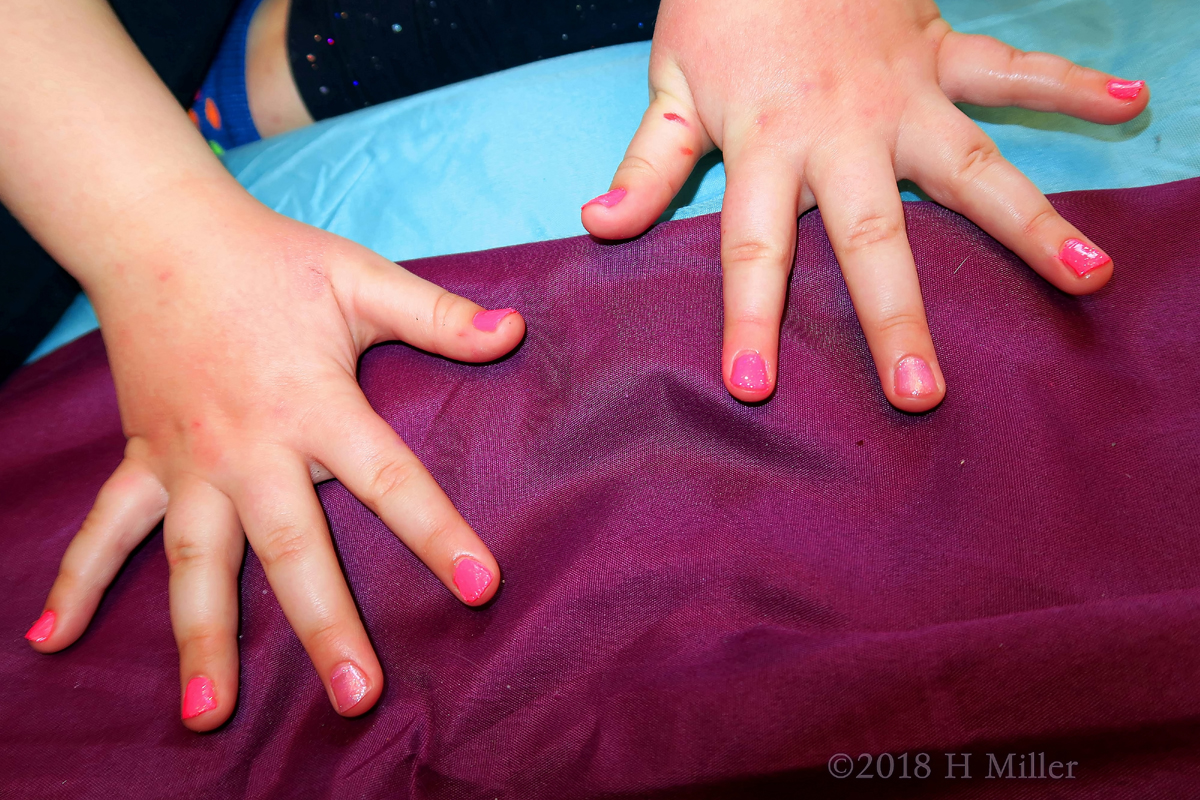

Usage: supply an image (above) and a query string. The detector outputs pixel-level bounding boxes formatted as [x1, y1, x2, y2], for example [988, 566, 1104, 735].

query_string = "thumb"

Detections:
[582, 78, 712, 240]
[346, 251, 526, 362]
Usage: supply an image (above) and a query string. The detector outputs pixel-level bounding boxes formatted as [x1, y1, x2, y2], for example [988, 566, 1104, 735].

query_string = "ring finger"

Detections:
[232, 452, 383, 716]
[809, 139, 945, 411]
[164, 477, 243, 731]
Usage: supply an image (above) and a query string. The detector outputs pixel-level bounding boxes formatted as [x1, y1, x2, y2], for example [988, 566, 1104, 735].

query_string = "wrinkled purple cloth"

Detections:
[2, 180, 1200, 799]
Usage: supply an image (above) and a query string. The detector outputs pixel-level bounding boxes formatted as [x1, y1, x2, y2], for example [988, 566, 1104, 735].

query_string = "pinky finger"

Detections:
[903, 101, 1113, 295]
[25, 456, 167, 652]
[938, 31, 1148, 124]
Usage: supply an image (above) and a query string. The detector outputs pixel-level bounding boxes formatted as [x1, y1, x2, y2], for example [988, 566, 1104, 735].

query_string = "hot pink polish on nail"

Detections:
[472, 308, 517, 332]
[24, 610, 55, 642]
[895, 356, 938, 399]
[1106, 79, 1145, 99]
[1059, 238, 1112, 277]
[331, 662, 369, 713]
[731, 350, 769, 392]
[582, 188, 626, 210]
[182, 676, 218, 720]
[453, 557, 494, 604]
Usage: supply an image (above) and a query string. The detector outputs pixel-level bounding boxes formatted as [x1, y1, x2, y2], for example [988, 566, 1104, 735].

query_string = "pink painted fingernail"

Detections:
[731, 350, 769, 392]
[472, 307, 517, 332]
[895, 355, 938, 398]
[1106, 79, 1145, 100]
[1059, 238, 1111, 277]
[24, 610, 55, 643]
[182, 676, 218, 719]
[453, 557, 494, 604]
[582, 188, 626, 210]
[330, 662, 369, 713]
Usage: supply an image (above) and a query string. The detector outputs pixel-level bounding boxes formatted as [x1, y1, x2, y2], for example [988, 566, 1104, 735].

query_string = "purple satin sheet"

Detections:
[2, 179, 1200, 798]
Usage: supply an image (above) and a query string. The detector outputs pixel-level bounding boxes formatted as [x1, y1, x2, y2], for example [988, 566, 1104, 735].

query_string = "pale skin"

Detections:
[8, 0, 1145, 730]
[4, 0, 515, 731]
[582, 0, 1147, 408]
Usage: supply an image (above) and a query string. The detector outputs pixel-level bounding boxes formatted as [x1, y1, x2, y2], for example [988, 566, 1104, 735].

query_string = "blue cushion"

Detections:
[28, 0, 1200, 361]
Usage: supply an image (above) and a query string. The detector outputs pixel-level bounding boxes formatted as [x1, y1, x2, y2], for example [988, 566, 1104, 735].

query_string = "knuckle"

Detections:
[875, 310, 931, 340]
[364, 458, 419, 507]
[165, 534, 215, 572]
[840, 212, 905, 254]
[255, 523, 311, 570]
[1020, 206, 1060, 240]
[179, 626, 233, 659]
[430, 290, 464, 332]
[949, 138, 1003, 187]
[416, 519, 457, 560]
[722, 238, 794, 272]
[1061, 61, 1088, 89]
[617, 153, 671, 187]
[304, 618, 345, 655]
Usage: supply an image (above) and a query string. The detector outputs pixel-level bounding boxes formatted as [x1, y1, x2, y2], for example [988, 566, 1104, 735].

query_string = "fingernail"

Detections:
[330, 661, 369, 713]
[1106, 79, 1145, 100]
[453, 557, 494, 604]
[182, 676, 218, 719]
[24, 610, 55, 643]
[582, 188, 626, 210]
[730, 350, 769, 392]
[895, 355, 938, 398]
[1059, 238, 1112, 277]
[472, 307, 517, 332]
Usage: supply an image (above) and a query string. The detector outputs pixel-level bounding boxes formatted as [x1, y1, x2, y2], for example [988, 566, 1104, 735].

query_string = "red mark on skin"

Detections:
[158, 269, 172, 282]
[663, 113, 688, 127]
[680, 147, 694, 156]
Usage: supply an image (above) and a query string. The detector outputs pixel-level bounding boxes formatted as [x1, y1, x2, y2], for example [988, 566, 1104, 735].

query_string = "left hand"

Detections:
[582, 0, 1148, 410]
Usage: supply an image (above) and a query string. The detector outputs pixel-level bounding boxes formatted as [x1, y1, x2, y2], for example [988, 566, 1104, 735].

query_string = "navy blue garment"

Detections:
[191, 0, 268, 152]
[288, 0, 661, 120]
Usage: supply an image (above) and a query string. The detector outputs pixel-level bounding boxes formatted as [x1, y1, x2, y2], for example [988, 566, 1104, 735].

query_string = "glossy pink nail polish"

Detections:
[1059, 238, 1112, 277]
[182, 676, 218, 719]
[24, 610, 55, 643]
[1106, 79, 1145, 100]
[895, 355, 938, 398]
[330, 662, 369, 713]
[472, 308, 517, 332]
[582, 188, 626, 210]
[453, 557, 494, 604]
[730, 350, 769, 392]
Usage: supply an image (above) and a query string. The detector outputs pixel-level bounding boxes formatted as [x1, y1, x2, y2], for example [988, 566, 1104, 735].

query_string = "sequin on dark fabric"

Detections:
[287, 0, 659, 120]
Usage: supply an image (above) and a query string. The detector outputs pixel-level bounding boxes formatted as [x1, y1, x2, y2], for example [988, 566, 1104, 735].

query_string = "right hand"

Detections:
[23, 196, 524, 731]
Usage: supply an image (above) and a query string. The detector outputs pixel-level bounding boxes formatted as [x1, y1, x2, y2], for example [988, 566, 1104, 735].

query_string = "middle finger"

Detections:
[232, 452, 383, 716]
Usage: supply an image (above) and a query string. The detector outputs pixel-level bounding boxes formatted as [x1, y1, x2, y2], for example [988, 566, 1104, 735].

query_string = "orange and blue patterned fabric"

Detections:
[189, 0, 266, 154]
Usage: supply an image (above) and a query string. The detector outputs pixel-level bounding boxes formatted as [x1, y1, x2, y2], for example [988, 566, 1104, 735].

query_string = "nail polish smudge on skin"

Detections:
[472, 308, 517, 332]
[453, 557, 494, 604]
[24, 610, 55, 643]
[1059, 238, 1112, 277]
[731, 351, 769, 392]
[1106, 79, 1145, 100]
[582, 188, 626, 210]
[894, 355, 938, 398]
[680, 147, 694, 156]
[663, 112, 688, 126]
[330, 662, 369, 713]
[182, 676, 218, 720]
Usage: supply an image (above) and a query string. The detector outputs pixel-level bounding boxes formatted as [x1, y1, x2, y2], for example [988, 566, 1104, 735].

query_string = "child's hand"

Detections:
[582, 0, 1147, 410]
[25, 198, 523, 730]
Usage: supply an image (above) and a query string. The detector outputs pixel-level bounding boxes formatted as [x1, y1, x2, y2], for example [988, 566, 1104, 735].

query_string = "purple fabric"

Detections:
[3, 179, 1200, 798]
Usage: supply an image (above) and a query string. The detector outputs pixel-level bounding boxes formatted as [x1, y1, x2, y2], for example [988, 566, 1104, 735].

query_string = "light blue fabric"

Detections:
[28, 0, 1200, 361]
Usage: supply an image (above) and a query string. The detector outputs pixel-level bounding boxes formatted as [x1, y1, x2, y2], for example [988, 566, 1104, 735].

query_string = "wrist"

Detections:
[76, 176, 271, 306]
